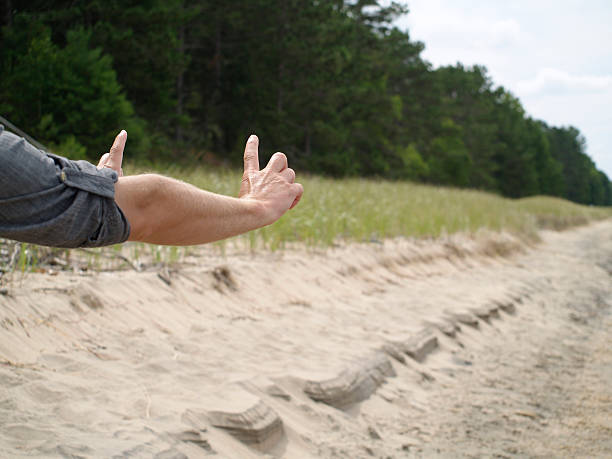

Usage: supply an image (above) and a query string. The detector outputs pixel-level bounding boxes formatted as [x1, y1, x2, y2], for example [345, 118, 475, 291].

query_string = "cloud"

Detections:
[402, 2, 524, 51]
[489, 19, 522, 47]
[517, 68, 612, 95]
[441, 18, 523, 49]
[398, 0, 612, 177]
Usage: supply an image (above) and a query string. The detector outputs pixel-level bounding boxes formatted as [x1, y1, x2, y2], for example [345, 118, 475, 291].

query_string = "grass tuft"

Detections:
[127, 163, 610, 249]
[1, 164, 611, 277]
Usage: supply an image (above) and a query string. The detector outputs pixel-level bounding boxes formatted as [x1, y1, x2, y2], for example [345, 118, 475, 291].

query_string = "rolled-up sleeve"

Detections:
[0, 125, 130, 248]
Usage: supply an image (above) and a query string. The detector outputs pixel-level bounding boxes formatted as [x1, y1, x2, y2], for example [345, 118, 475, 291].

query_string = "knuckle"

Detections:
[274, 152, 287, 161]
[285, 169, 295, 182]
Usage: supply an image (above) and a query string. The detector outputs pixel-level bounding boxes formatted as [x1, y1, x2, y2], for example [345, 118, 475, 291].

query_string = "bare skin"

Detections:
[96, 131, 303, 245]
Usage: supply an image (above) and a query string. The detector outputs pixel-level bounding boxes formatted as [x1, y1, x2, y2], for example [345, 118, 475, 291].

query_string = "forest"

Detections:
[1, 0, 610, 206]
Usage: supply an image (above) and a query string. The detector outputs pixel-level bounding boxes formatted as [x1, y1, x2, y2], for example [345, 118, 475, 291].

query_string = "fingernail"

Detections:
[248, 134, 258, 143]
[119, 130, 127, 137]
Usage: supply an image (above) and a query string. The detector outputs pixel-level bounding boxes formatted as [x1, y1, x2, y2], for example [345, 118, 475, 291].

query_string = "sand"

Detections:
[0, 220, 611, 458]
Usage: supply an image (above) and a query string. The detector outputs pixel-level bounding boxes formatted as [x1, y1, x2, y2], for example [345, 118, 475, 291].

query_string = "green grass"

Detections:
[1, 164, 611, 276]
[128, 163, 612, 249]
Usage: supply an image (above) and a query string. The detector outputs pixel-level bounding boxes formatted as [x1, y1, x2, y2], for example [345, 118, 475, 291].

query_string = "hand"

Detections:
[239, 134, 303, 224]
[97, 130, 126, 176]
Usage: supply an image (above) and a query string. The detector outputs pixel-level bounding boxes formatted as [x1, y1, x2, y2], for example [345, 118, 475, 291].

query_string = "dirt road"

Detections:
[411, 225, 612, 458]
[0, 221, 610, 458]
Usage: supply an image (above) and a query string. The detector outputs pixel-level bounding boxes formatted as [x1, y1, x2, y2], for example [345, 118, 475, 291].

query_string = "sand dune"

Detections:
[1, 221, 611, 458]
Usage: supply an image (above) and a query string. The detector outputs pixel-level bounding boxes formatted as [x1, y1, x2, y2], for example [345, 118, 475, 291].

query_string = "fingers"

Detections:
[267, 152, 288, 173]
[240, 134, 303, 212]
[98, 130, 127, 176]
[243, 134, 260, 173]
[108, 130, 126, 174]
[289, 183, 304, 209]
[280, 167, 295, 183]
[269, 154, 301, 209]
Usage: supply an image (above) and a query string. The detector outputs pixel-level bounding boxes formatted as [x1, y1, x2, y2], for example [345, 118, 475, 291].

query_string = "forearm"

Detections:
[114, 174, 267, 245]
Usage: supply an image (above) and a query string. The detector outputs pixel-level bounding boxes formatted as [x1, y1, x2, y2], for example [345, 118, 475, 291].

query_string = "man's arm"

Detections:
[109, 134, 303, 245]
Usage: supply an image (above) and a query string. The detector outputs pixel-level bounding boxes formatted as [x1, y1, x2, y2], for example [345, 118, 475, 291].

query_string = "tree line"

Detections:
[1, 0, 610, 205]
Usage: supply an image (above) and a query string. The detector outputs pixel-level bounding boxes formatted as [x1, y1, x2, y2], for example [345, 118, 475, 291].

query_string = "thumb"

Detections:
[97, 153, 110, 169]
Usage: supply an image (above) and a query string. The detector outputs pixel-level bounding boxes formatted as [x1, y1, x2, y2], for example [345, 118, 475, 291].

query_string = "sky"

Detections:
[394, 0, 612, 178]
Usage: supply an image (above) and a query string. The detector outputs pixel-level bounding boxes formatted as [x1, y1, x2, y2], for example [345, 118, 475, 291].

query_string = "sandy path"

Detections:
[414, 303, 612, 458]
[399, 224, 612, 458]
[0, 220, 610, 458]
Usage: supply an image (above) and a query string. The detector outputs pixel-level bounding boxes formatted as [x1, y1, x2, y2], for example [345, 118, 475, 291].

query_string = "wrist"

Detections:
[240, 197, 271, 229]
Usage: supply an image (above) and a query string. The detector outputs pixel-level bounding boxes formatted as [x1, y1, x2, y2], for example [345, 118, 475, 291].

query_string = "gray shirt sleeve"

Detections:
[0, 125, 130, 248]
